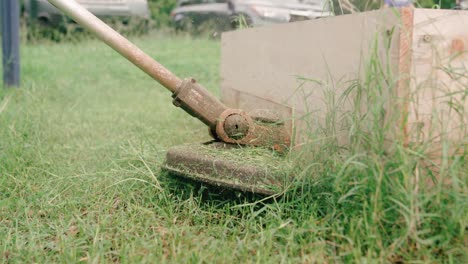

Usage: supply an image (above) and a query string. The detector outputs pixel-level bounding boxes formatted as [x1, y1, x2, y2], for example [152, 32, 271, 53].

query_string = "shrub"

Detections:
[147, 0, 178, 27]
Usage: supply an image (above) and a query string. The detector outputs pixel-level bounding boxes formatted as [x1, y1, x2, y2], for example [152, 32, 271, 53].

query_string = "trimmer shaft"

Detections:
[46, 0, 290, 150]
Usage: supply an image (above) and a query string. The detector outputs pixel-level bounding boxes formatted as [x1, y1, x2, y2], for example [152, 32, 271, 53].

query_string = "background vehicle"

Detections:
[24, 0, 150, 26]
[461, 0, 468, 9]
[171, 0, 332, 34]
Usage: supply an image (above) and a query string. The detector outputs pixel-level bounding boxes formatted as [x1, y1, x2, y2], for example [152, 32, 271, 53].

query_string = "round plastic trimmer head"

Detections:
[163, 142, 292, 195]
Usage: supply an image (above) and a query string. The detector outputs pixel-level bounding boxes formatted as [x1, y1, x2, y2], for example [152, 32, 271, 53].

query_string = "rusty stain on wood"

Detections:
[450, 38, 465, 54]
[397, 7, 415, 147]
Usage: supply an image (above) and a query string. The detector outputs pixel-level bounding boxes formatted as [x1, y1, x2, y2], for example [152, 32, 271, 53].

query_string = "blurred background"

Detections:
[20, 0, 467, 42]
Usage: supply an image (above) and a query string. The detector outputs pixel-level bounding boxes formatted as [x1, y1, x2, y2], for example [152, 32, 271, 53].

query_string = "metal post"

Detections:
[1, 0, 21, 87]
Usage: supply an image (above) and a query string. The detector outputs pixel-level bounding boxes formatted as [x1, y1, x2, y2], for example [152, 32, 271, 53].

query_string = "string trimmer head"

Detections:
[47, 0, 292, 194]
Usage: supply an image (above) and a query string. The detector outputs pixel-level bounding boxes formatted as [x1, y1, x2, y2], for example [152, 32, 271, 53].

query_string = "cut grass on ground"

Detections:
[0, 33, 467, 263]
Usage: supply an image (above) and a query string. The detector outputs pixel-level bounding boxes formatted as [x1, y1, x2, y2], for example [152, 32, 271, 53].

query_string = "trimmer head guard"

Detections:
[46, 0, 293, 195]
[163, 142, 292, 195]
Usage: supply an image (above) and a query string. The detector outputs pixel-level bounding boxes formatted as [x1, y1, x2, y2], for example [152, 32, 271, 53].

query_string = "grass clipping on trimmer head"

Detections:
[163, 142, 293, 195]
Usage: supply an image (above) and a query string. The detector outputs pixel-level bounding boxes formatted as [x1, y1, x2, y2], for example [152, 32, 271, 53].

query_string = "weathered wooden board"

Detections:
[408, 9, 468, 156]
[221, 8, 467, 155]
[221, 8, 404, 143]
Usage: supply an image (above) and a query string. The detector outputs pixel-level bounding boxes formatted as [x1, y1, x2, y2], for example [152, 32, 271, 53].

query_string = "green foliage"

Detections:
[416, 0, 455, 8]
[285, 30, 467, 262]
[23, 16, 150, 43]
[147, 0, 178, 27]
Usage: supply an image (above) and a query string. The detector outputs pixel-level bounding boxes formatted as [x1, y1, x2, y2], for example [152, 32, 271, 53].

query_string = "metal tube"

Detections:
[47, 0, 182, 92]
[1, 0, 21, 88]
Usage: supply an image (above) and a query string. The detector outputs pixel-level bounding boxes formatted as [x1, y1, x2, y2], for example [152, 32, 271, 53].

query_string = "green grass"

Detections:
[1, 33, 467, 263]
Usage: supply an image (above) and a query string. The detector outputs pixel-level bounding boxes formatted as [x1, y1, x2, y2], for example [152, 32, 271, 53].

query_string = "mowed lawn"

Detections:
[1, 33, 467, 263]
[0, 34, 231, 262]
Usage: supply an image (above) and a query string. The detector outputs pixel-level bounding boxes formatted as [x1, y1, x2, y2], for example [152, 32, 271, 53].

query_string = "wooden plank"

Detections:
[220, 8, 467, 154]
[409, 9, 468, 156]
[221, 8, 403, 144]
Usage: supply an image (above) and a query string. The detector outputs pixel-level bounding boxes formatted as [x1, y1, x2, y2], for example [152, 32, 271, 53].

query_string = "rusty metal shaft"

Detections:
[47, 0, 182, 92]
[46, 0, 291, 151]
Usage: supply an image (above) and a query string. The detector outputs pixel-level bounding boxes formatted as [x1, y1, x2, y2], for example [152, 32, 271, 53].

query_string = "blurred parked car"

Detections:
[24, 0, 151, 25]
[461, 0, 468, 9]
[171, 0, 332, 34]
